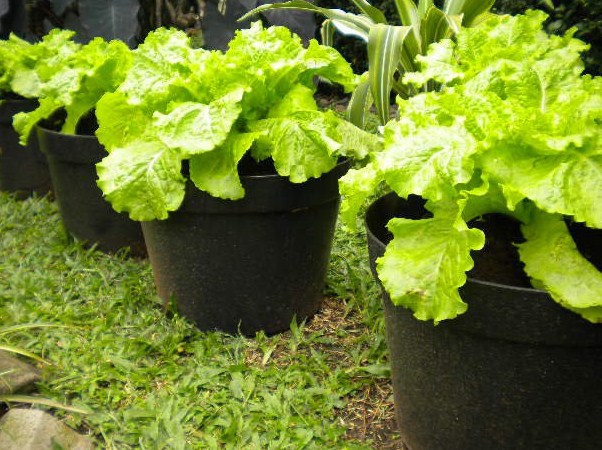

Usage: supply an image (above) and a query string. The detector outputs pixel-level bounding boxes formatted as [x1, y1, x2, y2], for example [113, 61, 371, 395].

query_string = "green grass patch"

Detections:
[0, 193, 398, 449]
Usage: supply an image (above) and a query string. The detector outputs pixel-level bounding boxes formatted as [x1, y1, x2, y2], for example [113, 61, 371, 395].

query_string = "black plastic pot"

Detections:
[366, 192, 602, 450]
[141, 159, 349, 336]
[36, 125, 145, 255]
[0, 98, 52, 197]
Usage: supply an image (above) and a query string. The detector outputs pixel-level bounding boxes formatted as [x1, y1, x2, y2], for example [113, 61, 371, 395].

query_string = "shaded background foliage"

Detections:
[0, 0, 316, 50]
[314, 0, 601, 75]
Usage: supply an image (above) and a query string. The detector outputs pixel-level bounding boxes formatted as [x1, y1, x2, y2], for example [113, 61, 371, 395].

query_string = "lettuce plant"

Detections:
[243, 0, 495, 127]
[13, 35, 132, 144]
[94, 23, 380, 222]
[341, 11, 602, 323]
[0, 29, 79, 100]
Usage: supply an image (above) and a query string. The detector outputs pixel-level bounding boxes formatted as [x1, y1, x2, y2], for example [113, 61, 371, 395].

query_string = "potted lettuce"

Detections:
[0, 30, 77, 197]
[342, 11, 602, 450]
[94, 23, 379, 335]
[13, 34, 145, 255]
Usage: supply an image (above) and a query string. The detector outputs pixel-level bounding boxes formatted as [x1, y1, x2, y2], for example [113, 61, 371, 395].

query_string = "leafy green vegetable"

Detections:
[518, 210, 602, 322]
[94, 142, 186, 221]
[13, 36, 132, 144]
[341, 11, 602, 322]
[378, 209, 485, 323]
[0, 30, 79, 99]
[96, 23, 380, 221]
[242, 0, 495, 126]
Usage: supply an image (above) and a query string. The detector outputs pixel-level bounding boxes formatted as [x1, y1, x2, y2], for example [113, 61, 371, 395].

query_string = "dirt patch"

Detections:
[468, 214, 532, 287]
[339, 379, 405, 449]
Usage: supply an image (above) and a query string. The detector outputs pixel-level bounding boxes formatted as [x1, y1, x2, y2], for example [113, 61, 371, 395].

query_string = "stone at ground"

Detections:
[0, 408, 94, 450]
[0, 350, 41, 395]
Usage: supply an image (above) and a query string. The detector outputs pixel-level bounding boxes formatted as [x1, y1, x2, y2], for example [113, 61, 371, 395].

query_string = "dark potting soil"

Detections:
[38, 109, 98, 136]
[75, 112, 98, 136]
[0, 92, 28, 101]
[237, 153, 279, 176]
[180, 154, 278, 179]
[568, 220, 602, 273]
[468, 214, 532, 287]
[467, 215, 602, 287]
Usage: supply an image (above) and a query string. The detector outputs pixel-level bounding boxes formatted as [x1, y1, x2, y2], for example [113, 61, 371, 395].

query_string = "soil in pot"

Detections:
[366, 192, 602, 450]
[0, 97, 52, 198]
[36, 112, 145, 256]
[142, 157, 349, 336]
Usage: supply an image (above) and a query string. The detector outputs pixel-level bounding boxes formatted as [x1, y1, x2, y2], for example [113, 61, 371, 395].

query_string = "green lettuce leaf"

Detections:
[224, 22, 357, 121]
[302, 39, 358, 92]
[95, 92, 150, 150]
[63, 40, 132, 134]
[15, 38, 131, 143]
[223, 22, 309, 121]
[250, 111, 340, 183]
[377, 202, 485, 323]
[0, 30, 79, 98]
[116, 28, 195, 108]
[335, 118, 382, 160]
[379, 117, 477, 202]
[481, 138, 602, 229]
[96, 142, 186, 221]
[339, 163, 383, 230]
[519, 210, 602, 323]
[13, 97, 61, 146]
[267, 84, 318, 118]
[0, 35, 33, 94]
[153, 89, 245, 155]
[268, 88, 380, 161]
[402, 38, 463, 87]
[189, 132, 259, 200]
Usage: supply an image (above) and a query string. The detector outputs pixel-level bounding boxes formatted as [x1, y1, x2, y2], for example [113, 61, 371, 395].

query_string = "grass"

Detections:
[0, 192, 400, 449]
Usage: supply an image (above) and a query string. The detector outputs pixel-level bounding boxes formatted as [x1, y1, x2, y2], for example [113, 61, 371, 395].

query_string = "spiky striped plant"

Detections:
[242, 0, 496, 127]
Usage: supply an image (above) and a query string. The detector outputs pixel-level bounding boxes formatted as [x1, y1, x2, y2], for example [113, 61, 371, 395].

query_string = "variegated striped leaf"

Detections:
[443, 0, 495, 27]
[330, 18, 372, 42]
[393, 0, 419, 27]
[349, 0, 388, 24]
[320, 19, 336, 47]
[418, 0, 434, 18]
[398, 28, 421, 74]
[420, 6, 456, 51]
[368, 24, 413, 124]
[240, 1, 374, 36]
[347, 76, 373, 128]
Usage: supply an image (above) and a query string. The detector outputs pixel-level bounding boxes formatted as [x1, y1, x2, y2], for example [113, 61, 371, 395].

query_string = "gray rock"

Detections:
[0, 350, 41, 395]
[0, 408, 95, 450]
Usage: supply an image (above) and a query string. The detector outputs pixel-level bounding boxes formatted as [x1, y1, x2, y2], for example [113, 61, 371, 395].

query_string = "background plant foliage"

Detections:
[315, 0, 601, 75]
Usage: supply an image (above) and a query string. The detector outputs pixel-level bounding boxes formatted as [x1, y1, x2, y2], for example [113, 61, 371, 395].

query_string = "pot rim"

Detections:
[36, 123, 98, 141]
